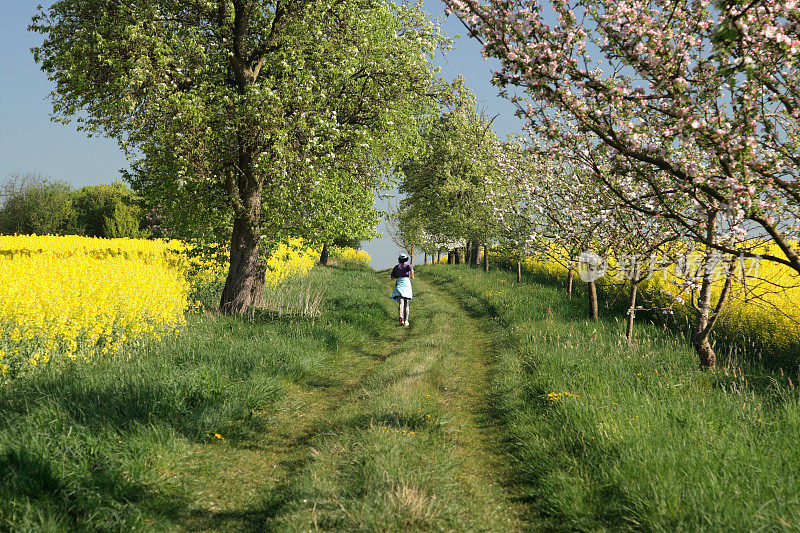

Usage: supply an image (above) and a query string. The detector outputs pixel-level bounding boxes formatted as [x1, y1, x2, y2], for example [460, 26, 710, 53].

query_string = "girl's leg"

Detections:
[398, 298, 404, 325]
[403, 298, 410, 325]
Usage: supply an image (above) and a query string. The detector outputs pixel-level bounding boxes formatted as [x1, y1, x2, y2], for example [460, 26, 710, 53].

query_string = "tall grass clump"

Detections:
[422, 264, 800, 531]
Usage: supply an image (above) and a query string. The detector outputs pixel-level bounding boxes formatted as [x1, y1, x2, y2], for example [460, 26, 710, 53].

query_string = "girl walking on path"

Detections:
[391, 253, 414, 326]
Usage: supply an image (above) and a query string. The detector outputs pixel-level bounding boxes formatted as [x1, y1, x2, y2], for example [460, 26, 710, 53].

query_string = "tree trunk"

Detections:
[220, 182, 265, 314]
[424, 252, 427, 265]
[320, 242, 330, 266]
[470, 242, 480, 266]
[567, 267, 574, 299]
[483, 242, 489, 272]
[625, 280, 638, 346]
[437, 250, 441, 264]
[516, 260, 522, 283]
[691, 257, 735, 369]
[455, 248, 463, 264]
[448, 250, 454, 264]
[250, 262, 266, 308]
[219, 12, 273, 315]
[465, 242, 473, 266]
[690, 210, 731, 369]
[588, 280, 598, 319]
[692, 263, 717, 368]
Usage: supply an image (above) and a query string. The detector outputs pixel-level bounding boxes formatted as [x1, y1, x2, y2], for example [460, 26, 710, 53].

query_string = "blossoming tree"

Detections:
[400, 80, 501, 267]
[445, 0, 800, 276]
[445, 0, 800, 365]
[488, 138, 625, 318]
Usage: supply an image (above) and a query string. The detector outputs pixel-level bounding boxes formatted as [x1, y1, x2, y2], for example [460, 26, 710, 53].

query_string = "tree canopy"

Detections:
[400, 80, 500, 254]
[445, 0, 800, 276]
[32, 0, 446, 312]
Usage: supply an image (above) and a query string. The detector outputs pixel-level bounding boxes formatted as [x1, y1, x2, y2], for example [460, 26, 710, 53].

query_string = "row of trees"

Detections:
[32, 0, 796, 369]
[414, 0, 800, 369]
[32, 0, 449, 313]
[396, 97, 764, 368]
[445, 0, 800, 267]
[0, 173, 152, 238]
[389, 79, 503, 269]
[487, 142, 730, 361]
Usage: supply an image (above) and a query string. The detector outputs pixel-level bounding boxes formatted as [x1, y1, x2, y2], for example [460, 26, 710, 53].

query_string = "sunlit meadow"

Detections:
[491, 244, 800, 370]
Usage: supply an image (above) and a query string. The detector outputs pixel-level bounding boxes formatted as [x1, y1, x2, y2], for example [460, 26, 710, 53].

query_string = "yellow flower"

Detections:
[0, 235, 320, 376]
[263, 238, 318, 287]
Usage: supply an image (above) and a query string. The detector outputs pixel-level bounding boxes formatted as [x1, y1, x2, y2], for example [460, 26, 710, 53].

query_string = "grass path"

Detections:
[175, 272, 531, 531]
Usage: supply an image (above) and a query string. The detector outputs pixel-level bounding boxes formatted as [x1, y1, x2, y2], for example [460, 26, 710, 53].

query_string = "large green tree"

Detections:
[32, 0, 444, 313]
[400, 80, 500, 264]
[0, 173, 76, 236]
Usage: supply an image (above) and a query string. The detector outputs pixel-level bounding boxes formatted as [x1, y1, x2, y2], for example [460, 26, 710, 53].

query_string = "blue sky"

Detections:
[1, 1, 522, 269]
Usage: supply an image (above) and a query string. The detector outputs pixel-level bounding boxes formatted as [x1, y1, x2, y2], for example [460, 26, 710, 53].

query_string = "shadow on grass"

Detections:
[0, 264, 400, 530]
[0, 441, 190, 529]
[423, 264, 800, 531]
[419, 267, 669, 530]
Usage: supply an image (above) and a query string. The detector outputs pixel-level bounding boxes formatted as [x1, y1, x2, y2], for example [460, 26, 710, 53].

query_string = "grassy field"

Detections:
[2, 262, 799, 530]
[0, 264, 528, 530]
[0, 264, 386, 530]
[422, 265, 800, 531]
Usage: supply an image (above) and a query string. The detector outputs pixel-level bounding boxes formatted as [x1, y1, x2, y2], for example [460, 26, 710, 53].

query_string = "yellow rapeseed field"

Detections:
[722, 250, 800, 354]
[332, 246, 371, 266]
[490, 243, 800, 361]
[0, 235, 191, 376]
[264, 238, 319, 286]
[0, 235, 321, 377]
[643, 244, 800, 357]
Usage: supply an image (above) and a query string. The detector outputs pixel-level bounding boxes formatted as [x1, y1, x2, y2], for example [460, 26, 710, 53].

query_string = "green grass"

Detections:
[257, 271, 529, 531]
[4, 262, 799, 530]
[0, 265, 528, 531]
[0, 265, 390, 530]
[422, 264, 800, 531]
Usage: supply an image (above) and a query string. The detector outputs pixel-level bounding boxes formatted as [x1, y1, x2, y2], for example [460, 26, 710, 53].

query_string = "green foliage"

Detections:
[332, 236, 361, 249]
[0, 174, 149, 238]
[387, 202, 424, 258]
[73, 182, 141, 237]
[32, 0, 448, 247]
[400, 78, 501, 248]
[103, 201, 149, 239]
[0, 174, 76, 235]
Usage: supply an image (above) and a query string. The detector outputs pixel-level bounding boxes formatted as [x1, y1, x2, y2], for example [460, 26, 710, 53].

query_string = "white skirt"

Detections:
[391, 277, 413, 300]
